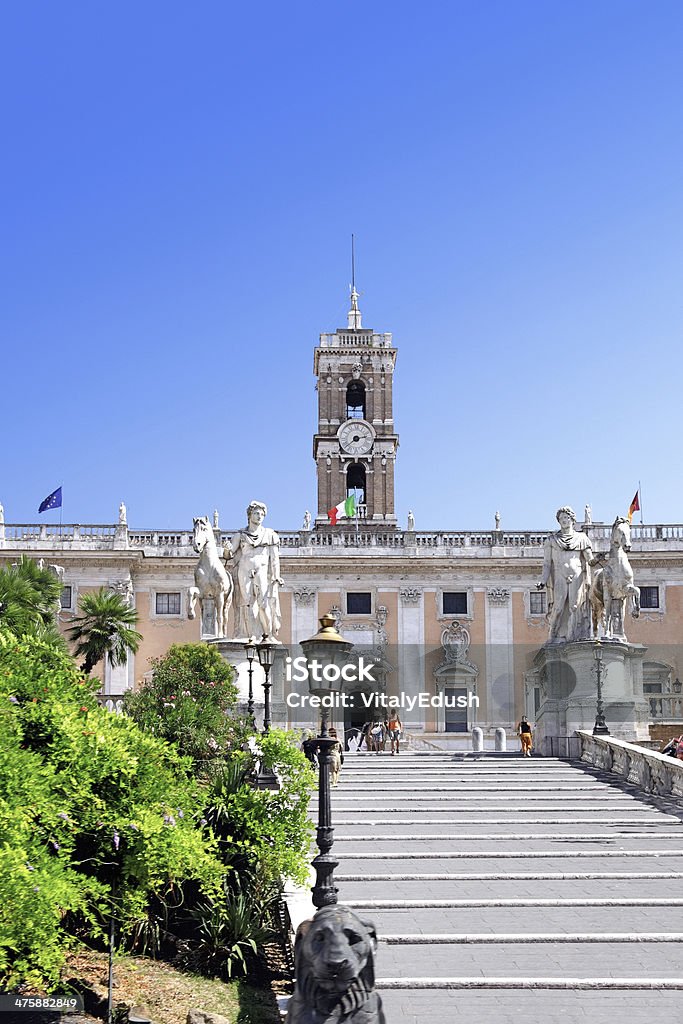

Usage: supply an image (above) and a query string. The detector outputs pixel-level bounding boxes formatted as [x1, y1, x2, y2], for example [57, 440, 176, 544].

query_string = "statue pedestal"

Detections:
[208, 639, 290, 728]
[534, 639, 650, 753]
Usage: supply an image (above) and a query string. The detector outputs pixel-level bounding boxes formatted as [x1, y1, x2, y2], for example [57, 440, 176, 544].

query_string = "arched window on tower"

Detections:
[346, 380, 366, 420]
[347, 462, 366, 506]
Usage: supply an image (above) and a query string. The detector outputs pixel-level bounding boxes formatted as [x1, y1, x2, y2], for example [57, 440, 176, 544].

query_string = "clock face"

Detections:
[339, 420, 374, 456]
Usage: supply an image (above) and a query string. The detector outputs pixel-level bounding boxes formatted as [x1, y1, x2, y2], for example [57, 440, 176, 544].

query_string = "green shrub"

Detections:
[205, 730, 316, 889]
[0, 631, 225, 988]
[123, 644, 248, 766]
[185, 877, 275, 979]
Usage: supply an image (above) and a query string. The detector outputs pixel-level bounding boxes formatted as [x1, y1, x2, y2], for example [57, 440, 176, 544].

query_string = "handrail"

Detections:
[578, 730, 683, 801]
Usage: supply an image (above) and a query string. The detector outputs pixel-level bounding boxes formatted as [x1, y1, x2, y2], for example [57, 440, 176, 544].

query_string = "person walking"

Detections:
[517, 716, 533, 757]
[387, 711, 402, 755]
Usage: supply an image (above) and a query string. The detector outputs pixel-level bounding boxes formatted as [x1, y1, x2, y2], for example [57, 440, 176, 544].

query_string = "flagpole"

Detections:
[638, 480, 643, 524]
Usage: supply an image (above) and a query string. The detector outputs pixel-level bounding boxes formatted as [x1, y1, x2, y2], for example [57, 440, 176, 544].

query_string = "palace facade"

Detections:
[3, 292, 683, 744]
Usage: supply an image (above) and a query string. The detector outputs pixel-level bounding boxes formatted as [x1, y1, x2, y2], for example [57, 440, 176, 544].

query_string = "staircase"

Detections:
[331, 750, 683, 1023]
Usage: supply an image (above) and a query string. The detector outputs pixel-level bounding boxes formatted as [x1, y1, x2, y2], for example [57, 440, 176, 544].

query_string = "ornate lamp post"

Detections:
[254, 637, 278, 790]
[593, 642, 610, 735]
[257, 638, 275, 734]
[243, 638, 257, 729]
[300, 613, 353, 909]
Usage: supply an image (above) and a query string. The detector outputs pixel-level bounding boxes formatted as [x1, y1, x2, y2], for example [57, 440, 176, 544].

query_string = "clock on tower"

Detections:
[313, 288, 398, 526]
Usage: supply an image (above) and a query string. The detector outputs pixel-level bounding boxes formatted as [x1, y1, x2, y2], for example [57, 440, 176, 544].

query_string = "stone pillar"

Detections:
[485, 587, 514, 728]
[398, 587, 424, 731]
[472, 727, 484, 752]
[534, 639, 650, 750]
[495, 727, 507, 751]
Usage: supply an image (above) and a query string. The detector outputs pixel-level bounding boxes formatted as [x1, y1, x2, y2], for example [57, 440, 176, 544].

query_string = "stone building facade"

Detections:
[2, 292, 682, 742]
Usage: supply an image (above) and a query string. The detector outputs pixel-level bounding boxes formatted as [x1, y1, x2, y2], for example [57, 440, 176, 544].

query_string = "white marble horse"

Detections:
[589, 517, 641, 640]
[188, 516, 233, 638]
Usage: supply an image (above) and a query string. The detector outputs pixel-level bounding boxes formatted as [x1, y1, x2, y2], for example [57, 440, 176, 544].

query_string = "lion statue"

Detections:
[286, 905, 385, 1023]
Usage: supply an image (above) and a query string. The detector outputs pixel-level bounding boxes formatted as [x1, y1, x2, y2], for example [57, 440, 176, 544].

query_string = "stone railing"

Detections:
[96, 692, 128, 714]
[578, 730, 683, 801]
[403, 731, 443, 752]
[4, 522, 683, 558]
[646, 693, 683, 721]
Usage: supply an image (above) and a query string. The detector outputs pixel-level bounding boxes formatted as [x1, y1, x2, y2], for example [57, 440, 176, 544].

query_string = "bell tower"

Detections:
[313, 289, 398, 525]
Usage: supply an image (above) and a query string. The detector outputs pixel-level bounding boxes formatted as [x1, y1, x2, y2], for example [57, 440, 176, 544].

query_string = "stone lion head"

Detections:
[288, 904, 384, 1022]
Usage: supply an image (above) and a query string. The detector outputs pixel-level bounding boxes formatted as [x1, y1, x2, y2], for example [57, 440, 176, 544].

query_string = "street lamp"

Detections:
[252, 637, 279, 790]
[257, 638, 275, 734]
[300, 613, 353, 909]
[243, 638, 257, 729]
[593, 642, 609, 736]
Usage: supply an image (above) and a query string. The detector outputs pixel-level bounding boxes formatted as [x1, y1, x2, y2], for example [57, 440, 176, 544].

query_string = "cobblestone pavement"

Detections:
[327, 751, 683, 1023]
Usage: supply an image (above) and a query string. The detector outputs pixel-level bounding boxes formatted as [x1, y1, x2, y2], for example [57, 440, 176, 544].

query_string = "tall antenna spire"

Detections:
[351, 233, 355, 292]
[348, 233, 362, 329]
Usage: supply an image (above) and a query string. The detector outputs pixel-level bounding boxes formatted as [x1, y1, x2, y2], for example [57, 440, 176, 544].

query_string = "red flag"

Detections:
[628, 489, 640, 523]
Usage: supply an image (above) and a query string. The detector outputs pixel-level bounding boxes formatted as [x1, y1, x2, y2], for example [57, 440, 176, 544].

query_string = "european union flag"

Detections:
[38, 486, 62, 513]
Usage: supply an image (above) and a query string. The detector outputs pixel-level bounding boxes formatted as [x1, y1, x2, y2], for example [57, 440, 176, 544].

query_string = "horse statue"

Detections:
[188, 516, 233, 638]
[589, 516, 640, 641]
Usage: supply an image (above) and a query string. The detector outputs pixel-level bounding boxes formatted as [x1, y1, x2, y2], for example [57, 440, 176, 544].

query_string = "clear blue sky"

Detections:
[2, 1, 682, 530]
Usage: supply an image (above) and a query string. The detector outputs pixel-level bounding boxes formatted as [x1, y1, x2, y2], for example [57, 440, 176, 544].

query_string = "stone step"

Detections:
[377, 987, 683, 1024]
[375, 939, 683, 976]
[357, 903, 681, 935]
[377, 976, 683, 989]
[335, 853, 683, 871]
[334, 835, 683, 850]
[382, 931, 683, 942]
[346, 895, 683, 908]
[338, 870, 683, 882]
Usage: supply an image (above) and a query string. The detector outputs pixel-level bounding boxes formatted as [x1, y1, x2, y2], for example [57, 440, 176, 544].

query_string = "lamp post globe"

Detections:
[256, 637, 276, 734]
[253, 637, 278, 790]
[300, 613, 353, 909]
[243, 637, 257, 730]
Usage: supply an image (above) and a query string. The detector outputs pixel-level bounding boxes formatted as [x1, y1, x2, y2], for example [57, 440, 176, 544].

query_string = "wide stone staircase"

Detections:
[329, 750, 683, 1023]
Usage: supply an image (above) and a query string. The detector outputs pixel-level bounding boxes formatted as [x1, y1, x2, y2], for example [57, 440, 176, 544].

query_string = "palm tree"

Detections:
[0, 555, 65, 642]
[68, 588, 142, 675]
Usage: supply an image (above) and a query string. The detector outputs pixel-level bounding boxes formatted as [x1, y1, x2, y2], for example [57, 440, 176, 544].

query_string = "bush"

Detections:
[0, 631, 225, 989]
[123, 644, 247, 766]
[205, 729, 316, 890]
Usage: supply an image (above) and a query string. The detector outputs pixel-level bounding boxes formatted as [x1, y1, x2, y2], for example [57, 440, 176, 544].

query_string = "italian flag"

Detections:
[328, 494, 356, 525]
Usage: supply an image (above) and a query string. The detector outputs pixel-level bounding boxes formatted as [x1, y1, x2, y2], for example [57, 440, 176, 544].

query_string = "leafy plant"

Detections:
[0, 630, 224, 988]
[123, 643, 246, 767]
[68, 588, 142, 674]
[0, 556, 66, 648]
[186, 881, 275, 979]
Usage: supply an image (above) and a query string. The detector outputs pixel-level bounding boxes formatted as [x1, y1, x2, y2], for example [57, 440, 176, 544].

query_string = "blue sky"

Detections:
[2, 1, 682, 531]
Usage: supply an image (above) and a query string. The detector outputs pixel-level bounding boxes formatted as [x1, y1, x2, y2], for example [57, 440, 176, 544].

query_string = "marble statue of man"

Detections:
[537, 506, 599, 643]
[407, 510, 415, 531]
[118, 502, 127, 525]
[224, 500, 283, 641]
[302, 510, 311, 531]
[584, 503, 592, 525]
[0, 502, 4, 525]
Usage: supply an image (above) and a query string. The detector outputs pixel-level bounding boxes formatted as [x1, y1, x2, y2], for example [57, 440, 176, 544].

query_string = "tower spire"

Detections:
[347, 233, 362, 329]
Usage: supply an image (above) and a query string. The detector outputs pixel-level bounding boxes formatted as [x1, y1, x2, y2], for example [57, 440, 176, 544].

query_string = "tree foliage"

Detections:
[0, 631, 224, 989]
[68, 588, 142, 674]
[0, 556, 65, 647]
[122, 644, 243, 766]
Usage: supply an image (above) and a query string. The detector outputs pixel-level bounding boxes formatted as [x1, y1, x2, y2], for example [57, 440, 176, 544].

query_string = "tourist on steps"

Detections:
[517, 716, 533, 756]
[387, 711, 402, 754]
